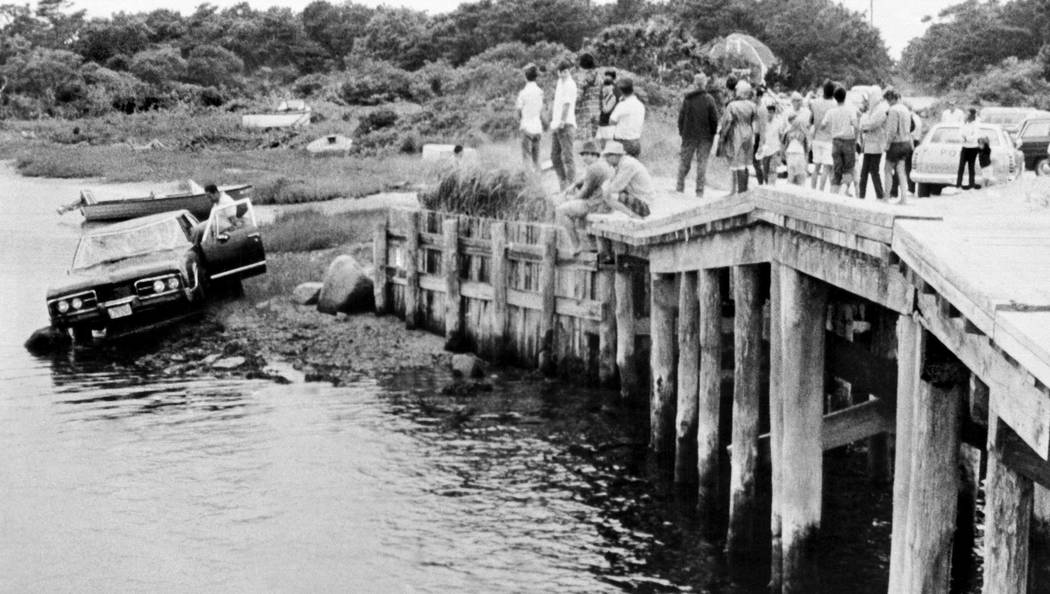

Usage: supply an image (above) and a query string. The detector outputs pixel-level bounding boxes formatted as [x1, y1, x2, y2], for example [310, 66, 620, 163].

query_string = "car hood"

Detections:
[48, 249, 187, 298]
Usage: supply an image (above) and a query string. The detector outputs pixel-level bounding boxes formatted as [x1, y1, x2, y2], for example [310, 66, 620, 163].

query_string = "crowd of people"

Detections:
[513, 53, 975, 255]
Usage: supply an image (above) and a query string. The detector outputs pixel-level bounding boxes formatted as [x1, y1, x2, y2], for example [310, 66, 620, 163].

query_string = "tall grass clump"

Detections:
[261, 209, 384, 253]
[421, 164, 551, 221]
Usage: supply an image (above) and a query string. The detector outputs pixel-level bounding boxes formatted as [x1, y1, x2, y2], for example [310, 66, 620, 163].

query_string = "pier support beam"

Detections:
[537, 227, 558, 375]
[403, 211, 420, 329]
[650, 272, 677, 455]
[697, 268, 723, 516]
[727, 264, 763, 557]
[615, 265, 639, 402]
[776, 266, 827, 593]
[489, 221, 509, 361]
[902, 339, 966, 594]
[769, 263, 784, 590]
[983, 414, 1033, 594]
[888, 314, 923, 593]
[373, 218, 388, 315]
[442, 218, 462, 349]
[597, 266, 617, 387]
[675, 271, 699, 483]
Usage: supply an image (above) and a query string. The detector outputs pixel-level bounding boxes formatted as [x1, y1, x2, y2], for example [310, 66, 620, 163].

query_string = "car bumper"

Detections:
[50, 289, 198, 337]
[910, 169, 1019, 186]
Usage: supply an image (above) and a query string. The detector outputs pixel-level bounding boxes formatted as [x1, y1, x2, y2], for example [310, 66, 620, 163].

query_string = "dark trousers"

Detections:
[677, 138, 713, 194]
[551, 125, 576, 188]
[956, 146, 980, 188]
[753, 135, 765, 184]
[859, 153, 884, 199]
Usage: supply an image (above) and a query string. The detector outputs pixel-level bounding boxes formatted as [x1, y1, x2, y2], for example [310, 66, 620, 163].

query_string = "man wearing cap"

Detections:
[676, 71, 719, 197]
[602, 141, 653, 219]
[941, 99, 965, 124]
[554, 140, 614, 254]
[550, 59, 578, 189]
[609, 77, 645, 158]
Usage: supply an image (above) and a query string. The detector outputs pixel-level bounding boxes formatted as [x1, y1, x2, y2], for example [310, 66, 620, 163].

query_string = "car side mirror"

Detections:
[217, 233, 230, 243]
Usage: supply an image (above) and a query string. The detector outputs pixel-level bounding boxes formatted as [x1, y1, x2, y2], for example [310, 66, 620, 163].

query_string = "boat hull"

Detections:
[241, 112, 311, 129]
[81, 185, 253, 222]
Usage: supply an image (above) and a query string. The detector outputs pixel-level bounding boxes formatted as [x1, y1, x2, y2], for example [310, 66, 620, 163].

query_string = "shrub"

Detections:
[421, 165, 550, 221]
[339, 59, 416, 105]
[355, 109, 399, 136]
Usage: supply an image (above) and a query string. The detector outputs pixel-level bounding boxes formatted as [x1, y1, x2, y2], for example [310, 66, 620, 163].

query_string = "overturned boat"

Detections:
[241, 99, 311, 129]
[63, 181, 254, 222]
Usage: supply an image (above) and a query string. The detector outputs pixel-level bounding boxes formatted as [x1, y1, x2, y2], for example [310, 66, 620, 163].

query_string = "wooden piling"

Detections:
[615, 266, 639, 402]
[888, 314, 923, 593]
[537, 227, 558, 374]
[442, 218, 462, 348]
[373, 218, 388, 315]
[727, 265, 762, 557]
[769, 263, 784, 590]
[597, 267, 617, 387]
[983, 414, 1033, 594]
[403, 210, 420, 329]
[675, 271, 699, 483]
[902, 346, 964, 594]
[490, 221, 509, 361]
[778, 266, 827, 593]
[650, 272, 677, 455]
[697, 268, 722, 516]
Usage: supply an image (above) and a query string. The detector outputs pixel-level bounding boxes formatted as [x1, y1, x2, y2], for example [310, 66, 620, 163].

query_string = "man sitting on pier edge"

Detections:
[602, 141, 653, 220]
[554, 140, 613, 255]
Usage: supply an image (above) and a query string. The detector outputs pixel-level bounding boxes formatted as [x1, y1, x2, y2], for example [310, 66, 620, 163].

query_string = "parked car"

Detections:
[46, 198, 266, 342]
[910, 122, 1022, 197]
[977, 107, 1050, 139]
[1015, 117, 1050, 175]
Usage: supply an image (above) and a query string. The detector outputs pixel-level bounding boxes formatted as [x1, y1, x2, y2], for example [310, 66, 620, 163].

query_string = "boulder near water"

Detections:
[317, 255, 375, 314]
[450, 353, 486, 379]
[292, 282, 323, 305]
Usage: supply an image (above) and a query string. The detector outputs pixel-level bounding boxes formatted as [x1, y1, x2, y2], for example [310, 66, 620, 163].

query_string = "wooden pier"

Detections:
[374, 183, 1050, 593]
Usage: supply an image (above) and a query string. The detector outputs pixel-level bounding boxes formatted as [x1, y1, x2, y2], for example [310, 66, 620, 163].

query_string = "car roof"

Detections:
[979, 107, 1048, 114]
[84, 210, 193, 236]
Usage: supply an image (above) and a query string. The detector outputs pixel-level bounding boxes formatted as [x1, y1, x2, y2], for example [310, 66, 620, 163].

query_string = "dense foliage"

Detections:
[0, 0, 896, 120]
[901, 0, 1050, 96]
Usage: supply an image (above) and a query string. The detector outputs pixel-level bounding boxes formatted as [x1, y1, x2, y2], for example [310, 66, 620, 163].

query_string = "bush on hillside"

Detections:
[962, 57, 1050, 110]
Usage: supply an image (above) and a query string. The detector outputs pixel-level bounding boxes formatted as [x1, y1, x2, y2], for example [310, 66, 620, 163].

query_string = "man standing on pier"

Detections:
[516, 63, 544, 170]
[609, 77, 645, 158]
[676, 71, 719, 198]
[550, 60, 578, 189]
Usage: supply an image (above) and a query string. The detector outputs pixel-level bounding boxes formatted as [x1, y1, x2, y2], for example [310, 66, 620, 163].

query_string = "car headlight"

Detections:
[71, 297, 83, 310]
[167, 277, 180, 290]
[152, 279, 166, 293]
[57, 300, 69, 313]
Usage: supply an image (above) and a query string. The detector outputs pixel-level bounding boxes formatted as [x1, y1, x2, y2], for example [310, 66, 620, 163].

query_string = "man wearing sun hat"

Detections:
[602, 141, 653, 219]
[554, 140, 614, 253]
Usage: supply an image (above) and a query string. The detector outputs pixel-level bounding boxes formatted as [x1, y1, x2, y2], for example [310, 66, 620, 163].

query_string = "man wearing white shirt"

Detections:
[609, 77, 645, 157]
[941, 99, 965, 124]
[550, 60, 578, 189]
[516, 63, 544, 170]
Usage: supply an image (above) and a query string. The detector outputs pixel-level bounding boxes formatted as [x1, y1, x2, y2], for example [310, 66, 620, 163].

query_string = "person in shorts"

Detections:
[809, 80, 837, 191]
[882, 89, 913, 203]
[515, 63, 544, 170]
[820, 86, 858, 195]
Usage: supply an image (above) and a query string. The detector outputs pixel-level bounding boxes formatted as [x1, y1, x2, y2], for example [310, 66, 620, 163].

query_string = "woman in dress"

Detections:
[717, 81, 759, 194]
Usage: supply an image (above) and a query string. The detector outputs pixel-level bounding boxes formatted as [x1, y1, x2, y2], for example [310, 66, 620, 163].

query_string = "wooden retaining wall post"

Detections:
[403, 211, 420, 329]
[489, 221, 509, 362]
[373, 218, 388, 315]
[537, 227, 558, 374]
[983, 413, 1033, 594]
[777, 266, 827, 593]
[615, 264, 639, 402]
[888, 314, 923, 593]
[650, 272, 677, 455]
[769, 263, 784, 590]
[675, 270, 699, 484]
[597, 266, 617, 387]
[902, 340, 965, 594]
[727, 264, 763, 557]
[697, 268, 722, 516]
[442, 218, 462, 348]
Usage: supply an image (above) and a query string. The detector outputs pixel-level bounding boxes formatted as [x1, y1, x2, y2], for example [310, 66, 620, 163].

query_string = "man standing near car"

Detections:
[550, 60, 578, 190]
[676, 72, 719, 198]
[809, 80, 837, 191]
[883, 89, 913, 204]
[941, 99, 965, 124]
[821, 86, 859, 196]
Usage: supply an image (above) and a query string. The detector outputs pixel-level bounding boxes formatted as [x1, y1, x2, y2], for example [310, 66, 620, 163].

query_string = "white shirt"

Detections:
[516, 82, 544, 135]
[610, 94, 645, 140]
[551, 75, 577, 129]
[941, 107, 965, 124]
[959, 121, 980, 148]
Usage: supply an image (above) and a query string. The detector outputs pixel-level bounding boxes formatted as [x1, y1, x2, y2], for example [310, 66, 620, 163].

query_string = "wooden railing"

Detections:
[373, 208, 651, 381]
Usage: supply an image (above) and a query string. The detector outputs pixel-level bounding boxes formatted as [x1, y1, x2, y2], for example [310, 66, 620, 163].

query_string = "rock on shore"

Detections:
[317, 255, 374, 314]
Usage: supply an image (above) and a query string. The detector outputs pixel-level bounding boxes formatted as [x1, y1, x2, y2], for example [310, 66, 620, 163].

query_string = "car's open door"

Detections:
[199, 198, 266, 281]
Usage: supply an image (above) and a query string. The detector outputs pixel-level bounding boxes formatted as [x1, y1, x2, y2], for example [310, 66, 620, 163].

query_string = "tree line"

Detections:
[0, 0, 892, 118]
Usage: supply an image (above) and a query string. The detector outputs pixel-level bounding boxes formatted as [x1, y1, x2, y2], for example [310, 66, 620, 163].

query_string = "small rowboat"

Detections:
[241, 100, 311, 129]
[72, 184, 253, 222]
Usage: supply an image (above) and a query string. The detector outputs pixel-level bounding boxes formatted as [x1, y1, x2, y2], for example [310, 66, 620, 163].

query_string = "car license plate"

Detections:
[108, 304, 132, 319]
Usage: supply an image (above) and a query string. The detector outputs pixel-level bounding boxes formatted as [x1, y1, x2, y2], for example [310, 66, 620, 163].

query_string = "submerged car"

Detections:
[1015, 117, 1050, 175]
[47, 198, 266, 342]
[910, 122, 1022, 197]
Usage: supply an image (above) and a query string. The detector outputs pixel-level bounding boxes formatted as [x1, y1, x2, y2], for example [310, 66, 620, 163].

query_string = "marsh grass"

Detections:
[260, 209, 385, 253]
[422, 164, 551, 221]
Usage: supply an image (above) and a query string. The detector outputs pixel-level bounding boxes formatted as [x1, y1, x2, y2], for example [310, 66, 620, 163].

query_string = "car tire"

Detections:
[916, 183, 930, 198]
[930, 184, 944, 196]
[1037, 159, 1050, 176]
[71, 325, 93, 344]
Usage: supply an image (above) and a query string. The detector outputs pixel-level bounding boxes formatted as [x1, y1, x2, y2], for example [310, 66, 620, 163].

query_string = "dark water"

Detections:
[0, 164, 900, 592]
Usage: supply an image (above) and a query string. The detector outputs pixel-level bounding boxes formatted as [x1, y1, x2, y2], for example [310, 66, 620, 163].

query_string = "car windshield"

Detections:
[981, 112, 1026, 127]
[928, 126, 1003, 146]
[73, 217, 190, 269]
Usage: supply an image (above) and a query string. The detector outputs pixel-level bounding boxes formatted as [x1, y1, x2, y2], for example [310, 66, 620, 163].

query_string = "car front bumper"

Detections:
[50, 288, 199, 338]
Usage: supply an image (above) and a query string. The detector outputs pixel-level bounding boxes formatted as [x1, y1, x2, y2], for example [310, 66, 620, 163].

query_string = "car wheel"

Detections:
[916, 183, 930, 198]
[71, 325, 93, 344]
[930, 184, 944, 196]
[1038, 159, 1050, 176]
